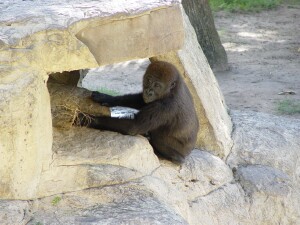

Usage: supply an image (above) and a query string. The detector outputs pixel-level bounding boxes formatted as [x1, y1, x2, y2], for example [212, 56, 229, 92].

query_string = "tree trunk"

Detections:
[182, 0, 229, 71]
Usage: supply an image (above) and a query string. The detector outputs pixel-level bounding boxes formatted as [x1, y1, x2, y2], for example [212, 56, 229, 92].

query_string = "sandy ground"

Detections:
[214, 4, 300, 119]
[83, 4, 300, 119]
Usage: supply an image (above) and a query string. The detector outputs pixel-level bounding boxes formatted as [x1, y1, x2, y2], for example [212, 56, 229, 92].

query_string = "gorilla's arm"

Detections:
[77, 102, 170, 135]
[91, 92, 145, 109]
[82, 116, 137, 135]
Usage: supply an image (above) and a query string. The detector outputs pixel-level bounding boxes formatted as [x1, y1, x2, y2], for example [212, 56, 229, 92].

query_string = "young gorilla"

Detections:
[77, 61, 199, 163]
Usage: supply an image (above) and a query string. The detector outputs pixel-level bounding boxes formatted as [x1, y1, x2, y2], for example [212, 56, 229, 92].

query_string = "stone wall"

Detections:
[0, 0, 232, 199]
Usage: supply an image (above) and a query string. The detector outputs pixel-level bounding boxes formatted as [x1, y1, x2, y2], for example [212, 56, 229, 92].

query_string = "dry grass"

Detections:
[48, 82, 110, 129]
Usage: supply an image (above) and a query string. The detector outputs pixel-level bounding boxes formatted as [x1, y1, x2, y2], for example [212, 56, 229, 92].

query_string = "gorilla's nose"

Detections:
[147, 89, 154, 96]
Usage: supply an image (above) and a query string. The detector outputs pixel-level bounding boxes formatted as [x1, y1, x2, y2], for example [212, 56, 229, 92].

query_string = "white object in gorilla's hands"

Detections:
[110, 107, 138, 119]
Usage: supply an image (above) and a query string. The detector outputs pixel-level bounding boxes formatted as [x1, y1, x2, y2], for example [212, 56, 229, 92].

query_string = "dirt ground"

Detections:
[213, 4, 300, 119]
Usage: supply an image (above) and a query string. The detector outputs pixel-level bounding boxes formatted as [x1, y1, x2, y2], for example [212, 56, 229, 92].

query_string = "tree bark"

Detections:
[182, 0, 229, 71]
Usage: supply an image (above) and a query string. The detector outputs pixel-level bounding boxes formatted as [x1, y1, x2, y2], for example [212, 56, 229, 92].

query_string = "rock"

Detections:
[1, 126, 300, 224]
[181, 151, 233, 197]
[76, 4, 184, 66]
[153, 150, 233, 200]
[0, 0, 184, 199]
[142, 150, 234, 222]
[0, 69, 52, 199]
[0, 200, 32, 225]
[228, 110, 300, 180]
[138, 175, 191, 221]
[234, 165, 291, 196]
[0, 150, 236, 225]
[152, 10, 233, 158]
[81, 59, 149, 93]
[246, 193, 297, 225]
[29, 183, 188, 225]
[189, 174, 296, 225]
[184, 111, 300, 225]
[51, 128, 159, 173]
[49, 70, 81, 86]
[1, 0, 299, 223]
[0, 0, 233, 200]
[0, 0, 183, 72]
[189, 183, 250, 225]
[36, 127, 160, 197]
[228, 110, 300, 224]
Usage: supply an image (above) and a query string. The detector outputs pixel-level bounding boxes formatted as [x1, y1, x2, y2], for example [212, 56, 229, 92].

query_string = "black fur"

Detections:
[77, 61, 199, 163]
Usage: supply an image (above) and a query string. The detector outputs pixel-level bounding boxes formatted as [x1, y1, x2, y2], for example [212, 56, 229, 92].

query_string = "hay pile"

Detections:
[48, 81, 110, 129]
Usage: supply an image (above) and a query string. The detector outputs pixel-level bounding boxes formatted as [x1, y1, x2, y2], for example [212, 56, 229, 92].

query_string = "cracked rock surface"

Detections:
[1, 111, 300, 224]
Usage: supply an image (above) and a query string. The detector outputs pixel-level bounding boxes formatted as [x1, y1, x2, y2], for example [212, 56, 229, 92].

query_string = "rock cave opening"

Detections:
[47, 59, 150, 132]
[0, 0, 234, 203]
[36, 62, 161, 198]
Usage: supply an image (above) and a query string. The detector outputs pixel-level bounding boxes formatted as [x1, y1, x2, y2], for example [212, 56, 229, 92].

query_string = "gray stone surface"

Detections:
[0, 0, 181, 45]
[52, 127, 159, 174]
[36, 127, 160, 197]
[228, 110, 300, 180]
[189, 183, 251, 225]
[29, 183, 188, 225]
[153, 150, 233, 200]
[0, 200, 32, 225]
[235, 165, 291, 196]
[227, 110, 300, 224]
[82, 59, 149, 94]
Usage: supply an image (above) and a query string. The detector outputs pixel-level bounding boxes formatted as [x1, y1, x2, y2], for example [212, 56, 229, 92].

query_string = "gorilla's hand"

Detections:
[74, 112, 93, 127]
[91, 92, 113, 106]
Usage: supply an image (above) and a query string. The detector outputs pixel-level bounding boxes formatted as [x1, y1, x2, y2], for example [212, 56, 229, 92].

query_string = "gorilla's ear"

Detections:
[171, 81, 176, 89]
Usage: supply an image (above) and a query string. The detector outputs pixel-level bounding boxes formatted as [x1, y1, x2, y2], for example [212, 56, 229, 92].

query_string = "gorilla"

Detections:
[76, 61, 199, 163]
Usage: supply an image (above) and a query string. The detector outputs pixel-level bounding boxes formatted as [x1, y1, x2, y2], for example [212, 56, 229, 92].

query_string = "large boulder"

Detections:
[37, 127, 160, 197]
[228, 110, 300, 224]
[228, 110, 300, 182]
[152, 151, 233, 200]
[0, 68, 52, 199]
[0, 0, 183, 199]
[0, 0, 232, 199]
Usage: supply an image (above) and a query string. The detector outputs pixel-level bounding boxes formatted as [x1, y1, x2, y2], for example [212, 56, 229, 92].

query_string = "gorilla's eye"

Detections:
[170, 81, 176, 89]
[154, 83, 161, 88]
